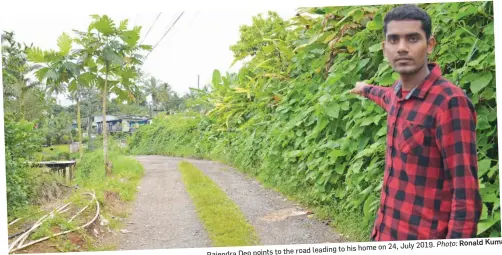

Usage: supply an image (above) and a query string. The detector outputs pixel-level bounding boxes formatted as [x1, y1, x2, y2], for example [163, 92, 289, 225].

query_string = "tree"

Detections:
[72, 15, 151, 175]
[27, 32, 89, 159]
[2, 31, 46, 121]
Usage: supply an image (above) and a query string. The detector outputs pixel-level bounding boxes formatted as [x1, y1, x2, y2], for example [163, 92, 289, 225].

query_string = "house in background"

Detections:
[95, 115, 150, 135]
[121, 116, 150, 132]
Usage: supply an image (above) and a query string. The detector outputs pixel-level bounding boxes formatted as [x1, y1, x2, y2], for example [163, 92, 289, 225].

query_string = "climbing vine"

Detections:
[128, 2, 498, 239]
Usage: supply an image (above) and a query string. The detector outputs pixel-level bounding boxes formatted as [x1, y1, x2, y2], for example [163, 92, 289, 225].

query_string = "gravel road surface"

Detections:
[118, 155, 343, 250]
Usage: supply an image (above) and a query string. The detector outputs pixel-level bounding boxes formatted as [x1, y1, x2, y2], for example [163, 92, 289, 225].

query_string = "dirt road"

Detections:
[118, 155, 342, 250]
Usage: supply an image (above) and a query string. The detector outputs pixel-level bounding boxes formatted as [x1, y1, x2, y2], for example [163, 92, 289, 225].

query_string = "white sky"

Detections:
[0, 9, 298, 106]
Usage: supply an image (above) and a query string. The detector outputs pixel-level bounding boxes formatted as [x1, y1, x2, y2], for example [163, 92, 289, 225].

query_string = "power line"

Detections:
[140, 13, 162, 45]
[144, 11, 184, 60]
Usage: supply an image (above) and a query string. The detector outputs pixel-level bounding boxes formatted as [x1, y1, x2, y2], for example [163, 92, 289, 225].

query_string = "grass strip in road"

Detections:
[178, 161, 260, 247]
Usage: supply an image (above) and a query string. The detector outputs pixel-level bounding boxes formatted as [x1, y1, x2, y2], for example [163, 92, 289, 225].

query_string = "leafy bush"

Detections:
[128, 2, 498, 239]
[4, 118, 45, 214]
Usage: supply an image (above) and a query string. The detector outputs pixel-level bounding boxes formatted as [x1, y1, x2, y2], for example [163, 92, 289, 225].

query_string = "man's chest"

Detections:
[386, 95, 440, 158]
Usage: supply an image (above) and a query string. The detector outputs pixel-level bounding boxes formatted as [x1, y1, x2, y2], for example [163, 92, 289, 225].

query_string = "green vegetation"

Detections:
[4, 11, 195, 254]
[4, 19, 148, 251]
[8, 139, 144, 253]
[35, 144, 73, 161]
[73, 140, 144, 204]
[4, 119, 45, 212]
[3, 14, 152, 217]
[178, 161, 259, 247]
[129, 2, 499, 240]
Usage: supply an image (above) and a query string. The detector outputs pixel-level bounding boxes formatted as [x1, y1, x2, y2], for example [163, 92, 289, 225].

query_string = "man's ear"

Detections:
[382, 40, 387, 59]
[427, 36, 436, 54]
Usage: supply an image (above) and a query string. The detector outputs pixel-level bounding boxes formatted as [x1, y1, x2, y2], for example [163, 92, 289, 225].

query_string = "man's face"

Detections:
[383, 20, 435, 75]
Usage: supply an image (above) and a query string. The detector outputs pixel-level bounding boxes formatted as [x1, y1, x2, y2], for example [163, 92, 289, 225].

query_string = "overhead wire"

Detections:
[140, 13, 162, 45]
[144, 11, 185, 61]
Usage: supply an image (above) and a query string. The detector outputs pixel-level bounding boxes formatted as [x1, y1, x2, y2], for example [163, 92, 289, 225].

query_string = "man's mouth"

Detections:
[395, 58, 412, 63]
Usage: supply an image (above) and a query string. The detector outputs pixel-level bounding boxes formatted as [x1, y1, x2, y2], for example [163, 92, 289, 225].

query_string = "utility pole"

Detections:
[197, 74, 200, 89]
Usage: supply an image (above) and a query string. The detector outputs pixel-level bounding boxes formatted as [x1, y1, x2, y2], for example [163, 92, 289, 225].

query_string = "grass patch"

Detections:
[35, 144, 80, 161]
[178, 161, 259, 247]
[44, 144, 70, 154]
[8, 139, 145, 253]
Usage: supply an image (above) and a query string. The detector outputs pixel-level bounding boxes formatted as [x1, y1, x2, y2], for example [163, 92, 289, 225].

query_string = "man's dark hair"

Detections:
[384, 4, 432, 40]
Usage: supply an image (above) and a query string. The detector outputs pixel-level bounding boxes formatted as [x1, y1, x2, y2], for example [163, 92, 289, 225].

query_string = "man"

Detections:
[349, 4, 482, 241]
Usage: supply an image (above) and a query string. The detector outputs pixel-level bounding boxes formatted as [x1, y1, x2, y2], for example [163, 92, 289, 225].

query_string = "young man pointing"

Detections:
[350, 4, 482, 241]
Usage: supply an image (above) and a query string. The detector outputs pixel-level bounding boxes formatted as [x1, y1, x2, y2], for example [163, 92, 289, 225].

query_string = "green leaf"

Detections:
[26, 47, 45, 63]
[391, 72, 400, 80]
[378, 72, 395, 85]
[477, 216, 499, 235]
[262, 45, 275, 54]
[46, 69, 59, 81]
[363, 194, 375, 218]
[478, 159, 491, 177]
[360, 117, 374, 126]
[102, 46, 124, 66]
[92, 15, 115, 35]
[480, 203, 488, 220]
[35, 67, 50, 82]
[470, 72, 493, 94]
[330, 149, 346, 164]
[57, 32, 72, 56]
[325, 103, 340, 119]
[376, 126, 387, 137]
[457, 5, 478, 19]
[358, 58, 370, 71]
[120, 30, 140, 46]
[481, 193, 499, 203]
[366, 14, 383, 31]
[484, 22, 494, 35]
[352, 9, 364, 22]
[119, 19, 129, 31]
[212, 69, 222, 86]
[373, 13, 383, 27]
[369, 42, 382, 52]
[63, 62, 80, 77]
[68, 79, 78, 92]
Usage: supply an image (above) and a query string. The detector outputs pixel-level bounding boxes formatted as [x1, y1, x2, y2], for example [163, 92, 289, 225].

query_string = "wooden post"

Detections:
[66, 166, 70, 183]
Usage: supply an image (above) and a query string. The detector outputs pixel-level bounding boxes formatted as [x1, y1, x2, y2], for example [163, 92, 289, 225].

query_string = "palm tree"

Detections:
[142, 76, 161, 109]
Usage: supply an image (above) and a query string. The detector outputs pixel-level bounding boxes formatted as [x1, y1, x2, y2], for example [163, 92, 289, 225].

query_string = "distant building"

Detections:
[94, 115, 150, 135]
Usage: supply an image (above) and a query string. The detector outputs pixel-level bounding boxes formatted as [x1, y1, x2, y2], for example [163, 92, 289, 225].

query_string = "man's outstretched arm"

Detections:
[350, 82, 393, 112]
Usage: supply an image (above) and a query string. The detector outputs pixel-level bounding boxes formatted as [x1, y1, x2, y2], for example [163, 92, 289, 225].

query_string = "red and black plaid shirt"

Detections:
[362, 63, 482, 241]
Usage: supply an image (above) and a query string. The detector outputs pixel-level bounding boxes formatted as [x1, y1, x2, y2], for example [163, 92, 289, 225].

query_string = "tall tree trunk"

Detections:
[76, 97, 83, 160]
[88, 115, 93, 151]
[103, 67, 110, 176]
[20, 89, 25, 120]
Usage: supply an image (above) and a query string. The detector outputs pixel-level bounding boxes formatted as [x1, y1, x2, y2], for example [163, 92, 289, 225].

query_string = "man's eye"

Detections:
[409, 37, 418, 42]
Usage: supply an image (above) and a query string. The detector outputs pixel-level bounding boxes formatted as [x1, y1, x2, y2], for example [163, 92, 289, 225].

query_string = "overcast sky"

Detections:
[0, 0, 488, 106]
[0, 9, 298, 106]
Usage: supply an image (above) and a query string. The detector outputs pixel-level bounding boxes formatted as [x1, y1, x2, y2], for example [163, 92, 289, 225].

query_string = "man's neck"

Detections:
[400, 64, 430, 91]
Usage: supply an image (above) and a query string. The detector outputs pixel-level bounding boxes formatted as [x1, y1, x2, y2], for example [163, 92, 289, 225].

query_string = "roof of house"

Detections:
[94, 115, 121, 123]
[94, 115, 150, 123]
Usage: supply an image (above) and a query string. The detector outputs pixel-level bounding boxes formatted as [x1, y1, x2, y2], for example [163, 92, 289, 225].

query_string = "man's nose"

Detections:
[397, 40, 408, 53]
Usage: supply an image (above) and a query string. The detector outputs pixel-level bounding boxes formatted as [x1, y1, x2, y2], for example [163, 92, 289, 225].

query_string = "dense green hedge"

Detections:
[128, 2, 498, 239]
[4, 118, 45, 214]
